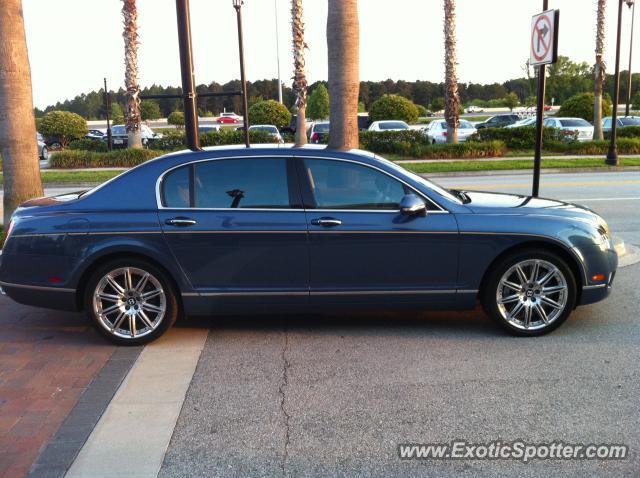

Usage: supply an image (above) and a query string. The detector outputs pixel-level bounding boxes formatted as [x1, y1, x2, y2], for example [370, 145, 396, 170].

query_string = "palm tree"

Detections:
[444, 0, 461, 144]
[593, 0, 607, 140]
[122, 0, 142, 149]
[327, 0, 359, 150]
[291, 0, 308, 146]
[0, 0, 43, 225]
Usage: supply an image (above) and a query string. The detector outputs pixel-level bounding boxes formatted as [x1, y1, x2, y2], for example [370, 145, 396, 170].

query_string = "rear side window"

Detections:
[162, 158, 293, 209]
[304, 159, 409, 210]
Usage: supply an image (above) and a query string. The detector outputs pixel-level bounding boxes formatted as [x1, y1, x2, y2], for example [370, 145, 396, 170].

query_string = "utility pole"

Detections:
[275, 0, 283, 103]
[104, 78, 113, 151]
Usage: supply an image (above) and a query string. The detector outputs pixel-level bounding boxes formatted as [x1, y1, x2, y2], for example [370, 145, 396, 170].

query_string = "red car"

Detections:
[544, 105, 553, 111]
[217, 113, 241, 124]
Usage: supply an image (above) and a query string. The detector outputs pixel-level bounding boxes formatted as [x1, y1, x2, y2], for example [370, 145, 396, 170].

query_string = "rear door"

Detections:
[157, 156, 308, 305]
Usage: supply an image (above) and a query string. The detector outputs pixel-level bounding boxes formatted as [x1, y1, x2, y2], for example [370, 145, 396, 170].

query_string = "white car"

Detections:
[466, 105, 484, 113]
[506, 117, 537, 128]
[368, 120, 411, 132]
[424, 119, 477, 144]
[248, 124, 284, 143]
[543, 117, 594, 142]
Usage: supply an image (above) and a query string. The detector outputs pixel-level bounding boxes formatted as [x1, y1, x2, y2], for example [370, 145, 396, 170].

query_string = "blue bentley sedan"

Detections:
[0, 145, 617, 344]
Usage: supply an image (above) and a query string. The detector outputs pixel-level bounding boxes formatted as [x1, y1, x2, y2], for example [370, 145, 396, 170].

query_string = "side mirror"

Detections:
[400, 194, 427, 217]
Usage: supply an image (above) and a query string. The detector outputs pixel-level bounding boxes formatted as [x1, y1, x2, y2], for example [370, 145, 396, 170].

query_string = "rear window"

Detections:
[559, 119, 591, 127]
[162, 158, 292, 209]
[251, 126, 278, 133]
[379, 122, 409, 130]
[314, 123, 330, 133]
[459, 120, 474, 129]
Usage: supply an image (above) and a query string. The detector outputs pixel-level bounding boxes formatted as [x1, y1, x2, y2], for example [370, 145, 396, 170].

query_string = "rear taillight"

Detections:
[311, 132, 320, 142]
[443, 131, 448, 136]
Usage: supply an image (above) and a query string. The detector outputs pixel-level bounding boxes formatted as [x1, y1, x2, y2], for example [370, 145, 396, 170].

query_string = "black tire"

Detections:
[40, 146, 49, 161]
[84, 258, 179, 345]
[481, 248, 577, 336]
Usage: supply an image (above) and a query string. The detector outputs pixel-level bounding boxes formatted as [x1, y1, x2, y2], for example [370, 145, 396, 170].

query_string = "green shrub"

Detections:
[412, 140, 507, 160]
[69, 138, 108, 152]
[168, 111, 185, 127]
[39, 111, 88, 149]
[368, 94, 420, 124]
[149, 129, 276, 151]
[415, 105, 429, 117]
[50, 149, 164, 168]
[307, 84, 330, 120]
[360, 130, 429, 156]
[558, 92, 612, 121]
[545, 138, 640, 155]
[604, 125, 640, 139]
[469, 126, 577, 149]
[248, 100, 292, 129]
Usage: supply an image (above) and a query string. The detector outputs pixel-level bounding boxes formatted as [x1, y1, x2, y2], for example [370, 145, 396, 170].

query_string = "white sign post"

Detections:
[530, 7, 559, 198]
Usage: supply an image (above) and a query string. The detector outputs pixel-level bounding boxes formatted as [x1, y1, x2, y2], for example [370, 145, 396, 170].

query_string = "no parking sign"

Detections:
[530, 9, 559, 66]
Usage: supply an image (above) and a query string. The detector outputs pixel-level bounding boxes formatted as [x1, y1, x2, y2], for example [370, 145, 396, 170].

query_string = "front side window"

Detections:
[305, 159, 409, 210]
[162, 158, 292, 209]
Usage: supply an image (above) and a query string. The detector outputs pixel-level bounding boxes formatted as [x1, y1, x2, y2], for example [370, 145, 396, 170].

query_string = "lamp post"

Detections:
[607, 0, 636, 165]
[233, 0, 251, 148]
[626, 0, 636, 116]
[103, 78, 113, 151]
[274, 0, 283, 103]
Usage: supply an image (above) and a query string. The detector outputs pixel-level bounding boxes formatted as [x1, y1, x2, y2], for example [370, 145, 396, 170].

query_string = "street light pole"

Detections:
[274, 0, 283, 103]
[233, 0, 251, 148]
[103, 78, 113, 152]
[626, 1, 636, 116]
[607, 0, 632, 165]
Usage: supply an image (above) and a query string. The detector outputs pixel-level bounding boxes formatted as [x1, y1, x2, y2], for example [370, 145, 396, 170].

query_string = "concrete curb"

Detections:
[619, 243, 640, 268]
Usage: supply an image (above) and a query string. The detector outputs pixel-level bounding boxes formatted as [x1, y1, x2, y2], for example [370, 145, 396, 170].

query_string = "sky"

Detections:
[22, 0, 640, 109]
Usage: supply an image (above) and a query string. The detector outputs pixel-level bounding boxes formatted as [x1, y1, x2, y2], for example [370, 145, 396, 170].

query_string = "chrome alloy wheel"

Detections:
[496, 259, 568, 331]
[93, 267, 166, 339]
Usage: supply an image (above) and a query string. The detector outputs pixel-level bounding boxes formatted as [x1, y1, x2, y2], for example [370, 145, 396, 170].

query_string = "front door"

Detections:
[297, 157, 459, 304]
[158, 156, 308, 305]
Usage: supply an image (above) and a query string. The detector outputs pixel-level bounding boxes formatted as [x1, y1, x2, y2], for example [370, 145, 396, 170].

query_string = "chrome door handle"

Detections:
[311, 217, 342, 227]
[165, 217, 197, 227]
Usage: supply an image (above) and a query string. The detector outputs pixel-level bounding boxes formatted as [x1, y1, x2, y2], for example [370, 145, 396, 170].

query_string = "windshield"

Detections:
[459, 120, 475, 129]
[112, 125, 126, 135]
[314, 123, 330, 132]
[620, 117, 640, 126]
[379, 121, 409, 130]
[560, 119, 591, 127]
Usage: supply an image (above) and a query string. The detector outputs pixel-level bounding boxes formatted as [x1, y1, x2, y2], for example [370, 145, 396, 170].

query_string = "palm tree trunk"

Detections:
[444, 0, 460, 144]
[327, 0, 359, 150]
[291, 0, 308, 147]
[122, 0, 142, 149]
[593, 0, 607, 140]
[0, 0, 43, 225]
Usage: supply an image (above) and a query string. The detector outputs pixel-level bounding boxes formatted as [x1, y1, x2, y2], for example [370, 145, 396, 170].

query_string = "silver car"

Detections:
[37, 133, 49, 161]
[544, 117, 594, 142]
[424, 119, 477, 143]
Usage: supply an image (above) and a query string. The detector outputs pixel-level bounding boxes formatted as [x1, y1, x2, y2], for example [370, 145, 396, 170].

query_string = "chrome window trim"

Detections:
[155, 154, 448, 213]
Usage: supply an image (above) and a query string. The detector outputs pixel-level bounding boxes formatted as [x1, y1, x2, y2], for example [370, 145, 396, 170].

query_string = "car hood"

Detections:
[460, 190, 604, 226]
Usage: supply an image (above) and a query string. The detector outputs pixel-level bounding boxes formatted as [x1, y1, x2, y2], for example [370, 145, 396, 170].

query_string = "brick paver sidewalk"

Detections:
[0, 297, 114, 478]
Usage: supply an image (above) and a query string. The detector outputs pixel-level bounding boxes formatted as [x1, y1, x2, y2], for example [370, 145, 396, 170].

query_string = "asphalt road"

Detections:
[156, 170, 640, 477]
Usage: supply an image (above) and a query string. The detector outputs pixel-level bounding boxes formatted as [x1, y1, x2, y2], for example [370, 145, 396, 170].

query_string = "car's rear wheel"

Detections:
[481, 249, 577, 336]
[41, 146, 49, 161]
[85, 259, 178, 345]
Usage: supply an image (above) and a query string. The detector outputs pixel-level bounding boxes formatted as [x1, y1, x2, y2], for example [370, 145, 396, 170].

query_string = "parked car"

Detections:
[0, 145, 617, 345]
[36, 133, 49, 161]
[466, 105, 484, 113]
[105, 124, 161, 148]
[217, 112, 241, 124]
[248, 125, 284, 143]
[506, 117, 537, 128]
[424, 119, 477, 143]
[543, 117, 594, 142]
[281, 115, 315, 136]
[475, 114, 521, 130]
[86, 129, 106, 140]
[199, 125, 222, 134]
[368, 120, 411, 132]
[309, 121, 329, 144]
[602, 116, 640, 133]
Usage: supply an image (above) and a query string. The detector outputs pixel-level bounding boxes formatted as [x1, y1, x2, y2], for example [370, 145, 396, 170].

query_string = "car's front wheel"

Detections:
[85, 259, 178, 345]
[41, 146, 49, 161]
[481, 249, 577, 336]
